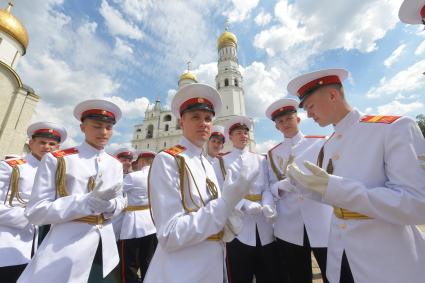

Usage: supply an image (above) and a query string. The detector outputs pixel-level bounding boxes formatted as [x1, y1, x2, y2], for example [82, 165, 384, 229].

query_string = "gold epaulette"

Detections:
[5, 158, 26, 167]
[304, 135, 326, 138]
[52, 147, 79, 158]
[164, 145, 186, 156]
[360, 115, 401, 124]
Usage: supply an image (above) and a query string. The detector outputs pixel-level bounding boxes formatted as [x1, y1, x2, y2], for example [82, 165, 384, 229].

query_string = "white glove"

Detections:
[222, 210, 243, 242]
[91, 181, 123, 201]
[262, 204, 277, 223]
[221, 163, 260, 210]
[419, 154, 425, 170]
[87, 197, 116, 214]
[243, 201, 263, 215]
[270, 179, 295, 199]
[288, 161, 329, 195]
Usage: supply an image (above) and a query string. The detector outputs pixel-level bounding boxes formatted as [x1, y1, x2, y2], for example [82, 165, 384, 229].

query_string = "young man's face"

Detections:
[207, 136, 224, 157]
[137, 157, 154, 169]
[229, 128, 249, 150]
[180, 110, 213, 147]
[80, 119, 113, 149]
[118, 157, 132, 174]
[275, 112, 300, 138]
[302, 88, 334, 127]
[29, 137, 60, 160]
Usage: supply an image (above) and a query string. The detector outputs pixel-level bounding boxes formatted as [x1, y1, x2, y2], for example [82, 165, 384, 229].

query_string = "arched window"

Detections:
[163, 115, 172, 122]
[224, 79, 229, 86]
[147, 143, 149, 148]
[234, 79, 238, 87]
[146, 125, 154, 139]
[164, 142, 167, 147]
[165, 124, 169, 131]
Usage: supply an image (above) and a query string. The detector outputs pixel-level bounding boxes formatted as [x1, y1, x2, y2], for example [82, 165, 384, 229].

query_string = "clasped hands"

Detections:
[87, 180, 123, 214]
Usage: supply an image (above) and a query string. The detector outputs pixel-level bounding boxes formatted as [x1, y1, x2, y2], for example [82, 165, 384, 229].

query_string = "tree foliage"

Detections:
[416, 114, 425, 138]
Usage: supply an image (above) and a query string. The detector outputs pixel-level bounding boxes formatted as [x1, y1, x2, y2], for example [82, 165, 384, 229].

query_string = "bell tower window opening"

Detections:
[234, 79, 238, 87]
[146, 125, 154, 139]
[224, 79, 229, 86]
[165, 124, 169, 131]
[163, 115, 171, 122]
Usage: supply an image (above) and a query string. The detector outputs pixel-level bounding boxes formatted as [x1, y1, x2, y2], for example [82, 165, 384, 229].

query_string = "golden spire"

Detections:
[0, 0, 29, 53]
[217, 20, 237, 50]
[179, 61, 198, 82]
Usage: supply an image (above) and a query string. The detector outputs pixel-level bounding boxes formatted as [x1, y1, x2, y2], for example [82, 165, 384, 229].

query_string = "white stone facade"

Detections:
[132, 28, 256, 153]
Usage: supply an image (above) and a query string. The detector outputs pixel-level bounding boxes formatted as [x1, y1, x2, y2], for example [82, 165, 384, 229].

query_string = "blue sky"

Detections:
[9, 0, 425, 153]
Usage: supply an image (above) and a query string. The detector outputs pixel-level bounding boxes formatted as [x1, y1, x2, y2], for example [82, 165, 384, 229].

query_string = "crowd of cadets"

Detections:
[1, 1, 425, 282]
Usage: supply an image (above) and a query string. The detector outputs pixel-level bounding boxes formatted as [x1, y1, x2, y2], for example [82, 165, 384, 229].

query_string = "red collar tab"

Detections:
[298, 75, 341, 99]
[271, 106, 296, 120]
[81, 109, 115, 121]
[421, 5, 425, 18]
[179, 97, 214, 115]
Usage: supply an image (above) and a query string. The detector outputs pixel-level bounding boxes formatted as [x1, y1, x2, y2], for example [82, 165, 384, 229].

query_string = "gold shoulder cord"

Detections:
[268, 149, 284, 181]
[55, 157, 69, 197]
[6, 166, 26, 206]
[218, 157, 226, 180]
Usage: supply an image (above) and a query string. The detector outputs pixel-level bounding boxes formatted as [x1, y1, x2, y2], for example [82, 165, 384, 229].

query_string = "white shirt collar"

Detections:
[26, 152, 40, 165]
[81, 141, 105, 155]
[283, 131, 303, 146]
[179, 136, 203, 157]
[231, 146, 248, 155]
[333, 109, 361, 134]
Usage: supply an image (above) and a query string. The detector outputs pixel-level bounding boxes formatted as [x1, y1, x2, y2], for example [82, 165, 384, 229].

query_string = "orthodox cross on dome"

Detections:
[186, 61, 192, 72]
[224, 19, 229, 31]
[6, 1, 13, 12]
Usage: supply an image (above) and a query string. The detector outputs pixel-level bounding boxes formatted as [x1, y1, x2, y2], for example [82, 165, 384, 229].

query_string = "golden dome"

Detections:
[179, 71, 198, 82]
[0, 3, 29, 53]
[217, 30, 237, 50]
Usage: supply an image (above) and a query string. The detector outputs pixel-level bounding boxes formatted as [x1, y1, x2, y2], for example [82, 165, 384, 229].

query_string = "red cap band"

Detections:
[81, 109, 115, 121]
[139, 153, 156, 158]
[229, 123, 249, 134]
[297, 75, 342, 98]
[271, 106, 296, 120]
[179, 97, 213, 115]
[117, 152, 133, 159]
[421, 5, 425, 18]
[33, 129, 61, 138]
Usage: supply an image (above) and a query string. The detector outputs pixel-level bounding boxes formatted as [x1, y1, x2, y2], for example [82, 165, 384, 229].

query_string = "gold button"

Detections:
[332, 154, 340, 160]
[339, 223, 347, 229]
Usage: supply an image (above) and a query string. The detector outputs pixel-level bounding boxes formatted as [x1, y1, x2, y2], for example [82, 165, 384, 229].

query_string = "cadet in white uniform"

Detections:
[265, 98, 331, 283]
[120, 150, 157, 283]
[144, 83, 258, 283]
[287, 69, 425, 283]
[214, 116, 278, 283]
[114, 148, 134, 175]
[18, 99, 126, 283]
[0, 122, 66, 282]
[206, 125, 225, 164]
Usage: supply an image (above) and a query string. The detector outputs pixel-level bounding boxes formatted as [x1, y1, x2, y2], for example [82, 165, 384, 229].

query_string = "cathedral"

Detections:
[0, 2, 39, 158]
[131, 26, 256, 153]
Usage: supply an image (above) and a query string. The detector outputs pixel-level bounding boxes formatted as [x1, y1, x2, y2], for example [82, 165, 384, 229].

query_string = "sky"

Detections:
[8, 0, 425, 153]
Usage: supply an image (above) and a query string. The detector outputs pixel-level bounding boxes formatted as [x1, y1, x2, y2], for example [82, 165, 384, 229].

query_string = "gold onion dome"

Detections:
[217, 30, 237, 50]
[179, 71, 198, 82]
[0, 3, 29, 53]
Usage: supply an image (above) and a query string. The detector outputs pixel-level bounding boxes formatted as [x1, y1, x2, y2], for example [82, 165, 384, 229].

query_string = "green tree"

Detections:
[416, 114, 425, 138]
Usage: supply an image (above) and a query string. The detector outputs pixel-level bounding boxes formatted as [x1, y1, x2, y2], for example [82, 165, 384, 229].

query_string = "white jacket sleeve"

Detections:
[150, 153, 232, 252]
[25, 154, 94, 225]
[0, 162, 29, 229]
[323, 118, 425, 225]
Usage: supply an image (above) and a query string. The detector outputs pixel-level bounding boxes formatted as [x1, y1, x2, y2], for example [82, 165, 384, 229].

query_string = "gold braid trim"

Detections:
[268, 149, 284, 181]
[55, 157, 68, 197]
[7, 166, 26, 206]
[218, 157, 226, 180]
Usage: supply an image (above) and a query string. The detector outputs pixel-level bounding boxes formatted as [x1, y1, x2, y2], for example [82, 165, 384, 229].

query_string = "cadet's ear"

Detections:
[80, 123, 85, 133]
[297, 116, 301, 124]
[275, 123, 279, 130]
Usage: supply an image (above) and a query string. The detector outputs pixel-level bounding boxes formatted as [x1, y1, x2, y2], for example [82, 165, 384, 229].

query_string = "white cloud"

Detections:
[415, 39, 425, 56]
[99, 0, 144, 40]
[109, 96, 150, 119]
[384, 44, 406, 68]
[113, 38, 134, 58]
[366, 60, 425, 98]
[376, 100, 424, 115]
[255, 139, 279, 154]
[225, 0, 259, 23]
[254, 0, 399, 62]
[255, 11, 272, 26]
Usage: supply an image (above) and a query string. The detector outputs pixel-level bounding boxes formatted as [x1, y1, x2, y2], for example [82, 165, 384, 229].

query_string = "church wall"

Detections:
[0, 31, 22, 68]
[0, 68, 16, 124]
